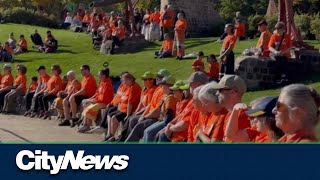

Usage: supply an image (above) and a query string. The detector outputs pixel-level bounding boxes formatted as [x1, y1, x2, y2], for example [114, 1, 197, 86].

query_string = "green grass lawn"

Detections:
[1, 23, 320, 138]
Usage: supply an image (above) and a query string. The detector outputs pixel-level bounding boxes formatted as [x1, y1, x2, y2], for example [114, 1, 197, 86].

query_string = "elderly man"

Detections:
[213, 75, 250, 142]
[158, 72, 209, 142]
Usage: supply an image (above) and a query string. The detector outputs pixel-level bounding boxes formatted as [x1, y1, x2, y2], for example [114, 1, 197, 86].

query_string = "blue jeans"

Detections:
[143, 121, 166, 142]
[155, 51, 172, 58]
[158, 131, 171, 142]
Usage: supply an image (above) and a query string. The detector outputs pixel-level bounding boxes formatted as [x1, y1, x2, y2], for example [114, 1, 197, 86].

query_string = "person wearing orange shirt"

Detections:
[82, 11, 92, 28]
[225, 96, 284, 142]
[218, 24, 236, 80]
[142, 9, 152, 41]
[39, 64, 63, 120]
[143, 80, 189, 142]
[149, 7, 161, 41]
[160, 5, 168, 41]
[162, 5, 175, 39]
[2, 64, 27, 114]
[155, 33, 173, 59]
[29, 66, 51, 118]
[192, 51, 205, 72]
[174, 13, 187, 60]
[55, 71, 81, 126]
[158, 72, 209, 142]
[0, 64, 14, 112]
[268, 22, 293, 84]
[206, 54, 219, 82]
[257, 20, 271, 57]
[273, 84, 319, 142]
[186, 87, 203, 142]
[234, 18, 246, 40]
[213, 75, 250, 142]
[24, 76, 38, 116]
[111, 20, 126, 54]
[69, 65, 97, 125]
[126, 76, 177, 142]
[73, 12, 83, 22]
[13, 35, 28, 55]
[105, 73, 142, 142]
[78, 68, 114, 133]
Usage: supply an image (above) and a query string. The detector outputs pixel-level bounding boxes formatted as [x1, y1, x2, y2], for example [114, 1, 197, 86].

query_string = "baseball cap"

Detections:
[157, 69, 171, 77]
[3, 64, 11, 69]
[246, 97, 278, 117]
[187, 72, 209, 84]
[213, 75, 247, 93]
[192, 60, 205, 69]
[36, 65, 46, 71]
[258, 20, 268, 26]
[141, 71, 156, 79]
[158, 76, 176, 86]
[170, 80, 188, 91]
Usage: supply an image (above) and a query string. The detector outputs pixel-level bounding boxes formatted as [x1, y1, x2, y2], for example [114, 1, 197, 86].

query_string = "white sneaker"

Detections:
[87, 126, 107, 134]
[77, 126, 90, 133]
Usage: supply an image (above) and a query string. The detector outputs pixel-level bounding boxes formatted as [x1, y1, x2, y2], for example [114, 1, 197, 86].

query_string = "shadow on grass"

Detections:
[56, 49, 77, 54]
[186, 39, 214, 49]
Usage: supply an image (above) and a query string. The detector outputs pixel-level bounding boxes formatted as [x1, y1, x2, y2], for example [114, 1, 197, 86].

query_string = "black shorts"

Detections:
[111, 110, 127, 122]
[75, 95, 89, 105]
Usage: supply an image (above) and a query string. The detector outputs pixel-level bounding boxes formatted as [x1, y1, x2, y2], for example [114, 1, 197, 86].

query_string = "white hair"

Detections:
[193, 85, 204, 99]
[199, 82, 218, 102]
[67, 70, 76, 78]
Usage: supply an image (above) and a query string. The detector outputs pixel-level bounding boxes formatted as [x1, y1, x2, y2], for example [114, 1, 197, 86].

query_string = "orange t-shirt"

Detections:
[46, 75, 63, 95]
[206, 61, 219, 81]
[187, 110, 201, 142]
[0, 74, 2, 83]
[234, 23, 245, 38]
[81, 74, 97, 97]
[83, 15, 92, 23]
[145, 86, 164, 114]
[39, 74, 51, 90]
[150, 12, 161, 24]
[223, 109, 251, 142]
[0, 74, 14, 89]
[246, 128, 270, 142]
[257, 30, 271, 51]
[119, 82, 142, 113]
[268, 33, 292, 57]
[19, 39, 28, 50]
[113, 83, 126, 106]
[223, 35, 236, 51]
[66, 80, 81, 94]
[204, 109, 229, 141]
[95, 79, 114, 104]
[140, 86, 157, 107]
[163, 10, 175, 28]
[74, 15, 83, 21]
[176, 99, 190, 116]
[175, 19, 187, 32]
[160, 94, 178, 120]
[171, 100, 195, 142]
[15, 74, 27, 93]
[278, 129, 317, 142]
[112, 27, 126, 40]
[162, 40, 173, 53]
[192, 59, 205, 72]
[28, 83, 38, 91]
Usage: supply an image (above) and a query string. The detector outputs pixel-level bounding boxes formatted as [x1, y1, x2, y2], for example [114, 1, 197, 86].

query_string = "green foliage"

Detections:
[265, 15, 278, 32]
[247, 14, 264, 38]
[1, 7, 59, 28]
[310, 14, 320, 40]
[294, 14, 312, 39]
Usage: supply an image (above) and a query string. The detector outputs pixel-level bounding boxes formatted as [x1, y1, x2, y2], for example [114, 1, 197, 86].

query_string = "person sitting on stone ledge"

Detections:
[111, 20, 126, 54]
[154, 33, 173, 59]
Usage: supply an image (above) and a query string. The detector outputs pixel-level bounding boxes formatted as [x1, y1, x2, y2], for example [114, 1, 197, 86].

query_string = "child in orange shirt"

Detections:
[24, 76, 38, 114]
[192, 51, 205, 72]
[14, 35, 28, 55]
[155, 33, 173, 59]
[206, 54, 219, 82]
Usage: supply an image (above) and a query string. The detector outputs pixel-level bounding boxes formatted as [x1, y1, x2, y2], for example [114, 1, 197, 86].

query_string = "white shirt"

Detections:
[64, 16, 73, 23]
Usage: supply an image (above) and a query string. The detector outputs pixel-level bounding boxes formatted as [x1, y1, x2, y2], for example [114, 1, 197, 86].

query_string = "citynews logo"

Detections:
[16, 150, 129, 175]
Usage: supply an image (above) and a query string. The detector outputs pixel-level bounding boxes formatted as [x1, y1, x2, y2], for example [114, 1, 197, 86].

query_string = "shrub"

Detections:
[247, 15, 264, 39]
[1, 7, 59, 28]
[265, 15, 278, 32]
[310, 14, 320, 40]
[294, 14, 313, 40]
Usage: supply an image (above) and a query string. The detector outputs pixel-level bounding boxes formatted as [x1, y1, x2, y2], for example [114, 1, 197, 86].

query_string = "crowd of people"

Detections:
[0, 61, 319, 143]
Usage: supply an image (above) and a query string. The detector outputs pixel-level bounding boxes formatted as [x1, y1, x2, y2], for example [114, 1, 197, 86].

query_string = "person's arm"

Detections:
[197, 130, 211, 142]
[169, 120, 188, 132]
[73, 88, 86, 96]
[144, 107, 161, 120]
[125, 103, 133, 119]
[225, 103, 249, 142]
[48, 85, 60, 95]
[162, 109, 175, 125]
[218, 43, 234, 60]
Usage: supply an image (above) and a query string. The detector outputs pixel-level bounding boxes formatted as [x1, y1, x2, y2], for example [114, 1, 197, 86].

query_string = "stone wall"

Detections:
[161, 0, 222, 36]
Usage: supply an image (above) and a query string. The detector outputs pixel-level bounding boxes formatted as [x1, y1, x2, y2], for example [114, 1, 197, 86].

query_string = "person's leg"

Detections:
[2, 90, 14, 111]
[118, 115, 140, 141]
[110, 115, 120, 137]
[125, 118, 158, 142]
[219, 63, 226, 80]
[31, 93, 42, 113]
[143, 121, 166, 142]
[4, 89, 23, 113]
[63, 98, 71, 120]
[127, 115, 140, 136]
[42, 94, 56, 112]
[25, 92, 35, 111]
[69, 95, 78, 119]
[225, 51, 235, 75]
[158, 131, 171, 142]
[0, 90, 10, 111]
[160, 51, 172, 58]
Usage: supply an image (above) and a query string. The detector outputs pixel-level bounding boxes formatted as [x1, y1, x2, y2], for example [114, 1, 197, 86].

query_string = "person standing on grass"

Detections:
[69, 65, 97, 126]
[173, 13, 187, 60]
[218, 24, 236, 80]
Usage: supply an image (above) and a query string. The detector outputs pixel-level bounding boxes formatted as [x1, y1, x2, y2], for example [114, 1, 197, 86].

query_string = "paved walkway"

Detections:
[0, 114, 102, 143]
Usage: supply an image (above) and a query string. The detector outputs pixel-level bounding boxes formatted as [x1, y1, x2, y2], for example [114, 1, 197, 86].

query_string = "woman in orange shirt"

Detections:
[2, 64, 27, 114]
[0, 64, 14, 112]
[273, 84, 319, 142]
[174, 13, 187, 60]
[225, 96, 284, 142]
[105, 73, 142, 142]
[13, 35, 28, 55]
[78, 68, 114, 133]
[40, 64, 63, 119]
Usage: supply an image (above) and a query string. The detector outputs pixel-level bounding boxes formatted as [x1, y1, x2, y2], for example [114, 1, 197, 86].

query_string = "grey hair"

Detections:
[67, 70, 76, 78]
[193, 85, 204, 100]
[199, 82, 218, 102]
[282, 84, 320, 126]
